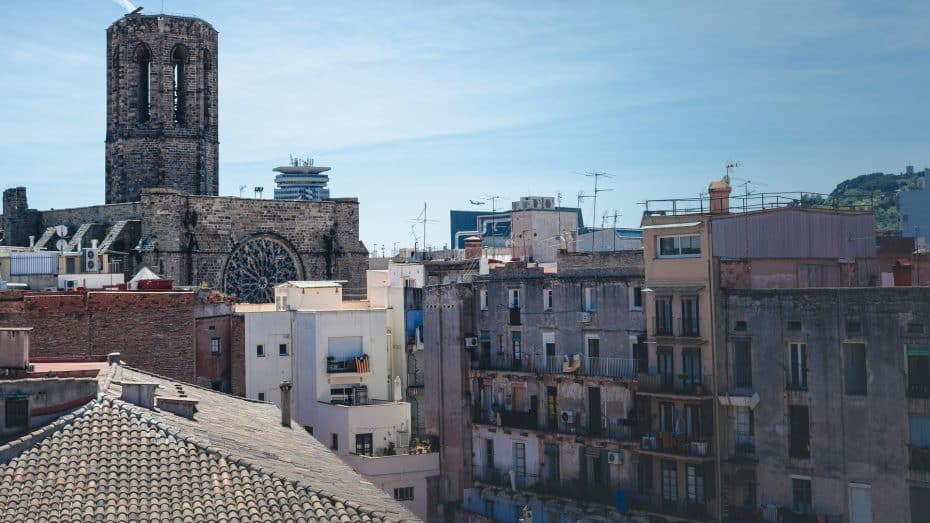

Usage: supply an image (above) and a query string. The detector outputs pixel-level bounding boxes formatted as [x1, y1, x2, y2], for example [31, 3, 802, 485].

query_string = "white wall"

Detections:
[243, 310, 293, 405]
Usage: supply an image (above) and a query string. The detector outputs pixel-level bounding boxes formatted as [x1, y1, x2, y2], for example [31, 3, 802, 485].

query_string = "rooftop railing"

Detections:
[641, 191, 872, 217]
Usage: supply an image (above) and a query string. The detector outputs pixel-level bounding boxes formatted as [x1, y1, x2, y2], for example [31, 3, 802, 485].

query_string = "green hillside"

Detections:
[802, 171, 923, 232]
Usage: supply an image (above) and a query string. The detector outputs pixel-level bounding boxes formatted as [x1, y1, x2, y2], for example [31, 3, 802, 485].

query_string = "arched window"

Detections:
[172, 45, 188, 124]
[135, 45, 151, 122]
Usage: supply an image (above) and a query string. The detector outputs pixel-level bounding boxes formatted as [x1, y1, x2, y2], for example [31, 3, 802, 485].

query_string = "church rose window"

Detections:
[223, 234, 302, 303]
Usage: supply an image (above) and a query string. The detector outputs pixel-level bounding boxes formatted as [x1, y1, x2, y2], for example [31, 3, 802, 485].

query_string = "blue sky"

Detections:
[1, 1, 928, 253]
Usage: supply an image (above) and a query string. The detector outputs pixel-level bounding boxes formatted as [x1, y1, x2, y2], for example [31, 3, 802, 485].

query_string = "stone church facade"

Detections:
[1, 12, 367, 301]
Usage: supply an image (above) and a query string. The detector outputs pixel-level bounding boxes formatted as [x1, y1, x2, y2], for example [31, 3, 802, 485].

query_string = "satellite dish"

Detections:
[55, 225, 68, 237]
[55, 239, 68, 251]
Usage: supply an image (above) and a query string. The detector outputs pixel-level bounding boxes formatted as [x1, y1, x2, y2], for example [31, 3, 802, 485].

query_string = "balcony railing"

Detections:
[529, 480, 618, 506]
[537, 355, 638, 379]
[732, 365, 753, 391]
[655, 318, 674, 336]
[640, 432, 713, 457]
[630, 494, 712, 521]
[472, 406, 538, 431]
[475, 466, 538, 490]
[637, 372, 712, 396]
[730, 434, 757, 462]
[679, 317, 700, 337]
[908, 382, 930, 399]
[326, 354, 370, 374]
[910, 445, 930, 472]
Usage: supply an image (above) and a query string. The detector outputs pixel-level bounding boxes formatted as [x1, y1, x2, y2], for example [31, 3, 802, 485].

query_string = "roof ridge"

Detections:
[114, 364, 268, 404]
[0, 399, 99, 464]
[104, 398, 388, 520]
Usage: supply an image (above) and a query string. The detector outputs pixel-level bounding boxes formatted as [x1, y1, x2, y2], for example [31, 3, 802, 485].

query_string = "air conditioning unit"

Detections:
[464, 336, 478, 348]
[579, 311, 592, 323]
[560, 410, 578, 433]
[84, 248, 99, 273]
[607, 451, 622, 465]
[64, 279, 79, 290]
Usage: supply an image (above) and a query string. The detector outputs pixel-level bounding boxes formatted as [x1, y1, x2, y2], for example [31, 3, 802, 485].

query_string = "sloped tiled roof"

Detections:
[0, 365, 420, 522]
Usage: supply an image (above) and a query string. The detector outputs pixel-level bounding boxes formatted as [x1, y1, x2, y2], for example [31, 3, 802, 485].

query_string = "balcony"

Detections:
[529, 480, 618, 507]
[537, 355, 638, 379]
[728, 435, 757, 464]
[637, 373, 712, 397]
[475, 466, 539, 490]
[326, 354, 370, 374]
[908, 382, 930, 399]
[473, 354, 536, 373]
[630, 494, 712, 521]
[654, 318, 674, 337]
[638, 432, 714, 461]
[552, 417, 632, 441]
[472, 406, 538, 431]
[730, 365, 753, 393]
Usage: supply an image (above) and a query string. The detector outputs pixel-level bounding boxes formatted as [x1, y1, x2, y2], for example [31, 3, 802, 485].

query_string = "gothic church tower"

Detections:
[105, 13, 218, 204]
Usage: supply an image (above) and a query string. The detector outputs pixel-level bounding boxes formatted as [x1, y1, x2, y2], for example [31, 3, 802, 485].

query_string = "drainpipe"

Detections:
[707, 223, 724, 523]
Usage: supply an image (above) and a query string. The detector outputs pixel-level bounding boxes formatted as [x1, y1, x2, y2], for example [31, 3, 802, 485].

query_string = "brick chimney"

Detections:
[708, 176, 732, 214]
[280, 381, 292, 427]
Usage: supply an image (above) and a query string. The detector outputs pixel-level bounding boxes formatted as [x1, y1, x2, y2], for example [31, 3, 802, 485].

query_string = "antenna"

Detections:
[584, 171, 613, 251]
[725, 161, 742, 180]
[409, 203, 438, 259]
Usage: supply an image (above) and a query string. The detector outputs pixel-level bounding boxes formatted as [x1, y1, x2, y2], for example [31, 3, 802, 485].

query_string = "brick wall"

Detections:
[229, 313, 246, 396]
[0, 291, 199, 383]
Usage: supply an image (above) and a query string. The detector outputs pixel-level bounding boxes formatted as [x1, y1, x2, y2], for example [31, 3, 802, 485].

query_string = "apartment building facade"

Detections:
[237, 278, 439, 520]
[635, 178, 879, 523]
[720, 287, 930, 523]
[426, 252, 647, 522]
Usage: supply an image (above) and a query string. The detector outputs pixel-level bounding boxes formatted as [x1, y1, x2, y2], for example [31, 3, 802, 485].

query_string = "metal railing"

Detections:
[536, 355, 638, 379]
[680, 317, 700, 337]
[655, 317, 674, 336]
[732, 365, 753, 390]
[642, 191, 872, 217]
[731, 434, 756, 461]
[529, 480, 617, 506]
[472, 406, 538, 431]
[640, 432, 713, 457]
[326, 354, 370, 374]
[630, 494, 712, 521]
[637, 372, 712, 395]
[475, 466, 538, 490]
[908, 382, 930, 399]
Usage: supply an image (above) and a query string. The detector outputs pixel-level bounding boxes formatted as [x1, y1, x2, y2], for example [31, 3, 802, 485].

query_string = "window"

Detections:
[788, 320, 802, 331]
[480, 289, 488, 311]
[681, 297, 699, 336]
[658, 234, 701, 258]
[256, 344, 265, 357]
[544, 443, 560, 483]
[511, 331, 522, 362]
[788, 343, 807, 389]
[660, 402, 675, 433]
[791, 476, 813, 514]
[509, 289, 521, 309]
[682, 349, 702, 385]
[910, 323, 926, 334]
[908, 345, 930, 398]
[65, 257, 75, 274]
[584, 287, 597, 312]
[630, 286, 643, 310]
[257, 392, 265, 401]
[135, 45, 151, 122]
[4, 398, 28, 428]
[543, 331, 556, 359]
[171, 45, 187, 124]
[355, 433, 373, 456]
[686, 465, 705, 503]
[734, 406, 754, 445]
[275, 295, 288, 310]
[331, 433, 339, 451]
[734, 340, 752, 388]
[586, 337, 600, 359]
[279, 343, 288, 356]
[393, 487, 414, 501]
[655, 298, 673, 335]
[845, 343, 867, 395]
[485, 438, 495, 469]
[543, 288, 553, 311]
[734, 320, 748, 331]
[210, 337, 220, 355]
[846, 320, 861, 336]
[661, 460, 678, 502]
[789, 405, 811, 459]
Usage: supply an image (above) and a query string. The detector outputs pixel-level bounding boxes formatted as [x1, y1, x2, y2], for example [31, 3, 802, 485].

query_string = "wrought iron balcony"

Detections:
[630, 494, 712, 521]
[637, 372, 712, 396]
[639, 432, 713, 458]
[537, 355, 638, 379]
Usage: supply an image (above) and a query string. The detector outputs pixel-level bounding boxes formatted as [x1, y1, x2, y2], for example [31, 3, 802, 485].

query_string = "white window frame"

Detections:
[657, 234, 701, 258]
[480, 289, 488, 311]
[583, 287, 597, 312]
[543, 288, 553, 311]
[509, 288, 521, 309]
[629, 286, 643, 311]
[210, 337, 220, 355]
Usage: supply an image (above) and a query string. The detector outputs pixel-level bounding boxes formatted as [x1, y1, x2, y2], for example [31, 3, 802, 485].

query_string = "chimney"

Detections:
[91, 239, 99, 249]
[120, 382, 159, 409]
[107, 352, 121, 366]
[280, 381, 292, 427]
[28, 236, 34, 247]
[464, 236, 482, 260]
[708, 176, 732, 214]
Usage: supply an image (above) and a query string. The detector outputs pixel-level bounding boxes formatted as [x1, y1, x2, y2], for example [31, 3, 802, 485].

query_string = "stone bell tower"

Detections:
[105, 13, 219, 204]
